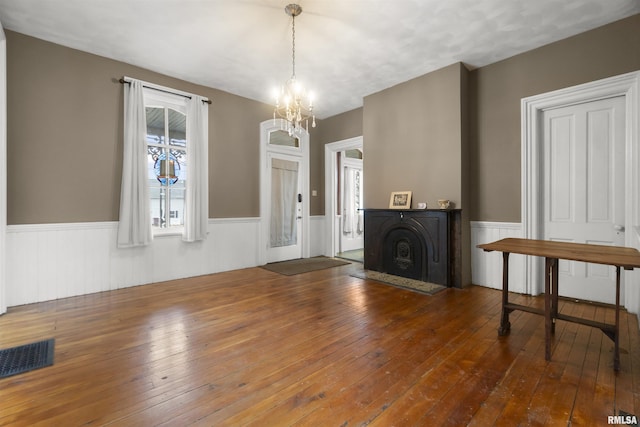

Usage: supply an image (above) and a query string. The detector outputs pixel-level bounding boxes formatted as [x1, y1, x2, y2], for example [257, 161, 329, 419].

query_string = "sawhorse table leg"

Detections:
[544, 257, 555, 361]
[499, 251, 512, 336]
[613, 266, 621, 371]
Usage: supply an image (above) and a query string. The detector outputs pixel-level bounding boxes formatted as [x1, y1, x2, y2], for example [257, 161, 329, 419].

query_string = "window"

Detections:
[144, 94, 188, 233]
[118, 78, 209, 248]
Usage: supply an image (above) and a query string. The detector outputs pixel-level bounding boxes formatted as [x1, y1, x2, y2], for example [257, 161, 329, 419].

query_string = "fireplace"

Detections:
[364, 209, 461, 287]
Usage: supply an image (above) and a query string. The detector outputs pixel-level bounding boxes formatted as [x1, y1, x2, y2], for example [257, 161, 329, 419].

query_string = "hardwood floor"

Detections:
[0, 262, 638, 426]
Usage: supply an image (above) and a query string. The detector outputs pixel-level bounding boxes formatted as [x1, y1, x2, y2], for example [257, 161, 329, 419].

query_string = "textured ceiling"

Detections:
[0, 0, 638, 118]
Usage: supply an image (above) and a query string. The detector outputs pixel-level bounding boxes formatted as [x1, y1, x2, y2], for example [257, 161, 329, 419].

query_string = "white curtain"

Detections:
[343, 166, 355, 234]
[356, 169, 363, 234]
[270, 159, 298, 247]
[343, 166, 363, 236]
[183, 96, 209, 242]
[117, 80, 152, 248]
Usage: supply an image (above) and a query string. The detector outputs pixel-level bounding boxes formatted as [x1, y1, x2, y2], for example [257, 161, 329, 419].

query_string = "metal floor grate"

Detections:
[0, 338, 55, 378]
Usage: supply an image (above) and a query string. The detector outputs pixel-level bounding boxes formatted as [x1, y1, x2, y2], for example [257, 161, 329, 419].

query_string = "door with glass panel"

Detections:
[267, 152, 304, 262]
[260, 121, 309, 264]
[340, 154, 364, 252]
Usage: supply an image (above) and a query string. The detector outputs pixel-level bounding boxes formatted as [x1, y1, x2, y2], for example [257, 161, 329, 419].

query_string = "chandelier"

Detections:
[273, 3, 316, 135]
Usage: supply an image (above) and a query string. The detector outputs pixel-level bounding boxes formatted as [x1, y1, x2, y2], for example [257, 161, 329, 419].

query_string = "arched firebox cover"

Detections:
[364, 209, 461, 287]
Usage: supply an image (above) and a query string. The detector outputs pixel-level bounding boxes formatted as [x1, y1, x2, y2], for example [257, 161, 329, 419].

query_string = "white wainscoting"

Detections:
[470, 221, 528, 294]
[8, 217, 638, 322]
[6, 216, 328, 307]
[309, 215, 326, 258]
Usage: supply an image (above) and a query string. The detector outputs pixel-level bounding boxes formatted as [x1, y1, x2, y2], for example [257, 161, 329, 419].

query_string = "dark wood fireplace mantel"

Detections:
[363, 209, 462, 288]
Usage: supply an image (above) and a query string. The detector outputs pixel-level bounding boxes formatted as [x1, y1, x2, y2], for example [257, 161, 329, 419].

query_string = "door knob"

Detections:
[614, 224, 625, 232]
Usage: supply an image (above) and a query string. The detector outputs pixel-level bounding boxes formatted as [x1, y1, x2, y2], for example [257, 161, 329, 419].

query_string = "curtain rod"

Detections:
[119, 78, 212, 105]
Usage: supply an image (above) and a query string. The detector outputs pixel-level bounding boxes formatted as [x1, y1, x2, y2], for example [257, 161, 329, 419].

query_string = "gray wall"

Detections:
[470, 13, 640, 222]
[6, 13, 640, 228]
[362, 62, 468, 211]
[311, 107, 363, 215]
[6, 30, 273, 224]
[318, 13, 639, 225]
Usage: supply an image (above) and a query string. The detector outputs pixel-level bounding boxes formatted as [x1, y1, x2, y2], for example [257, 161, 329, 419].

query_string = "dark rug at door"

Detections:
[261, 256, 350, 276]
[0, 338, 55, 379]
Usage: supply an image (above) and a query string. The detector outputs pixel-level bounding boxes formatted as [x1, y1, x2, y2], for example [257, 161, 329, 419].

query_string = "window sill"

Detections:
[153, 228, 184, 238]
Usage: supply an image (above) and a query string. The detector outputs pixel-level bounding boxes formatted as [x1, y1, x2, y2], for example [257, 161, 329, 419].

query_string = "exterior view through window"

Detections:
[146, 104, 187, 231]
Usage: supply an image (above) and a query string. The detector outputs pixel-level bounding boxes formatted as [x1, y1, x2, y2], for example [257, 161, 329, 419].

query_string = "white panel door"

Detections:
[543, 96, 625, 303]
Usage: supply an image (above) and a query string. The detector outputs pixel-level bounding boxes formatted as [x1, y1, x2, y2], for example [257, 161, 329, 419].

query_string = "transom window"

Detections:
[269, 129, 299, 148]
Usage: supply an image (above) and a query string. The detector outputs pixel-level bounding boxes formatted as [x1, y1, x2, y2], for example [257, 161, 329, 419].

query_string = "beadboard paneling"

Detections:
[471, 221, 526, 293]
[6, 216, 328, 307]
[309, 215, 325, 257]
[6, 219, 257, 306]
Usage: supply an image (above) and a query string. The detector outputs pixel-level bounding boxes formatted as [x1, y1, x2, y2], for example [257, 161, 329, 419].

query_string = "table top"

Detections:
[478, 238, 640, 269]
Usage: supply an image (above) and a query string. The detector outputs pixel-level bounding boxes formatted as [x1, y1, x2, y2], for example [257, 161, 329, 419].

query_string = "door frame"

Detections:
[259, 119, 310, 265]
[521, 71, 640, 297]
[0, 25, 5, 314]
[324, 136, 363, 257]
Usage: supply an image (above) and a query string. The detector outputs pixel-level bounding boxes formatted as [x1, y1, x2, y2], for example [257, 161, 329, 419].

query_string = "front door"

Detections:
[260, 119, 309, 265]
[543, 95, 625, 303]
[267, 153, 303, 263]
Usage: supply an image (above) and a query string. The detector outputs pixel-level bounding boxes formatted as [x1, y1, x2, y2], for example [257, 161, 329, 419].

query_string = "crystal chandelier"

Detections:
[273, 3, 316, 135]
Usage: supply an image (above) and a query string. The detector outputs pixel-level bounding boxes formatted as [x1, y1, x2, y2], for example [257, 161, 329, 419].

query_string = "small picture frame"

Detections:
[389, 191, 412, 209]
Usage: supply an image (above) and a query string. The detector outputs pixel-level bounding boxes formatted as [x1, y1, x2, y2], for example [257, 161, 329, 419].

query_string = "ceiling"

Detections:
[0, 0, 638, 119]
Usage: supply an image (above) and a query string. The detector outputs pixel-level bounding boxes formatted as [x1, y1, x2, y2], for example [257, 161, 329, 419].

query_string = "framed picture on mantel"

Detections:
[389, 191, 412, 209]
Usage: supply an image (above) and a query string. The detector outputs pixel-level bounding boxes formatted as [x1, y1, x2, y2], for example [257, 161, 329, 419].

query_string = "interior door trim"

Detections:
[324, 136, 363, 257]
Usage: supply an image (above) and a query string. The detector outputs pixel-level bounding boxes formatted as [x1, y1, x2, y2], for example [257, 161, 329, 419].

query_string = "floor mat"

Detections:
[0, 338, 55, 379]
[261, 256, 350, 276]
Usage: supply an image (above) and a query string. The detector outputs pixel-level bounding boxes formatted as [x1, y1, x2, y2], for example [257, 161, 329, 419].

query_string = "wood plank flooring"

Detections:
[0, 262, 638, 426]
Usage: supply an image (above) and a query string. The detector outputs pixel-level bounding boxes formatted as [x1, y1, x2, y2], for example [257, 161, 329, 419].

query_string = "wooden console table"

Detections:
[478, 238, 640, 371]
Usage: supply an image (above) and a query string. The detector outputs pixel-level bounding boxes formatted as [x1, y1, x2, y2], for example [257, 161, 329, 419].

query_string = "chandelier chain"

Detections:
[291, 13, 296, 78]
